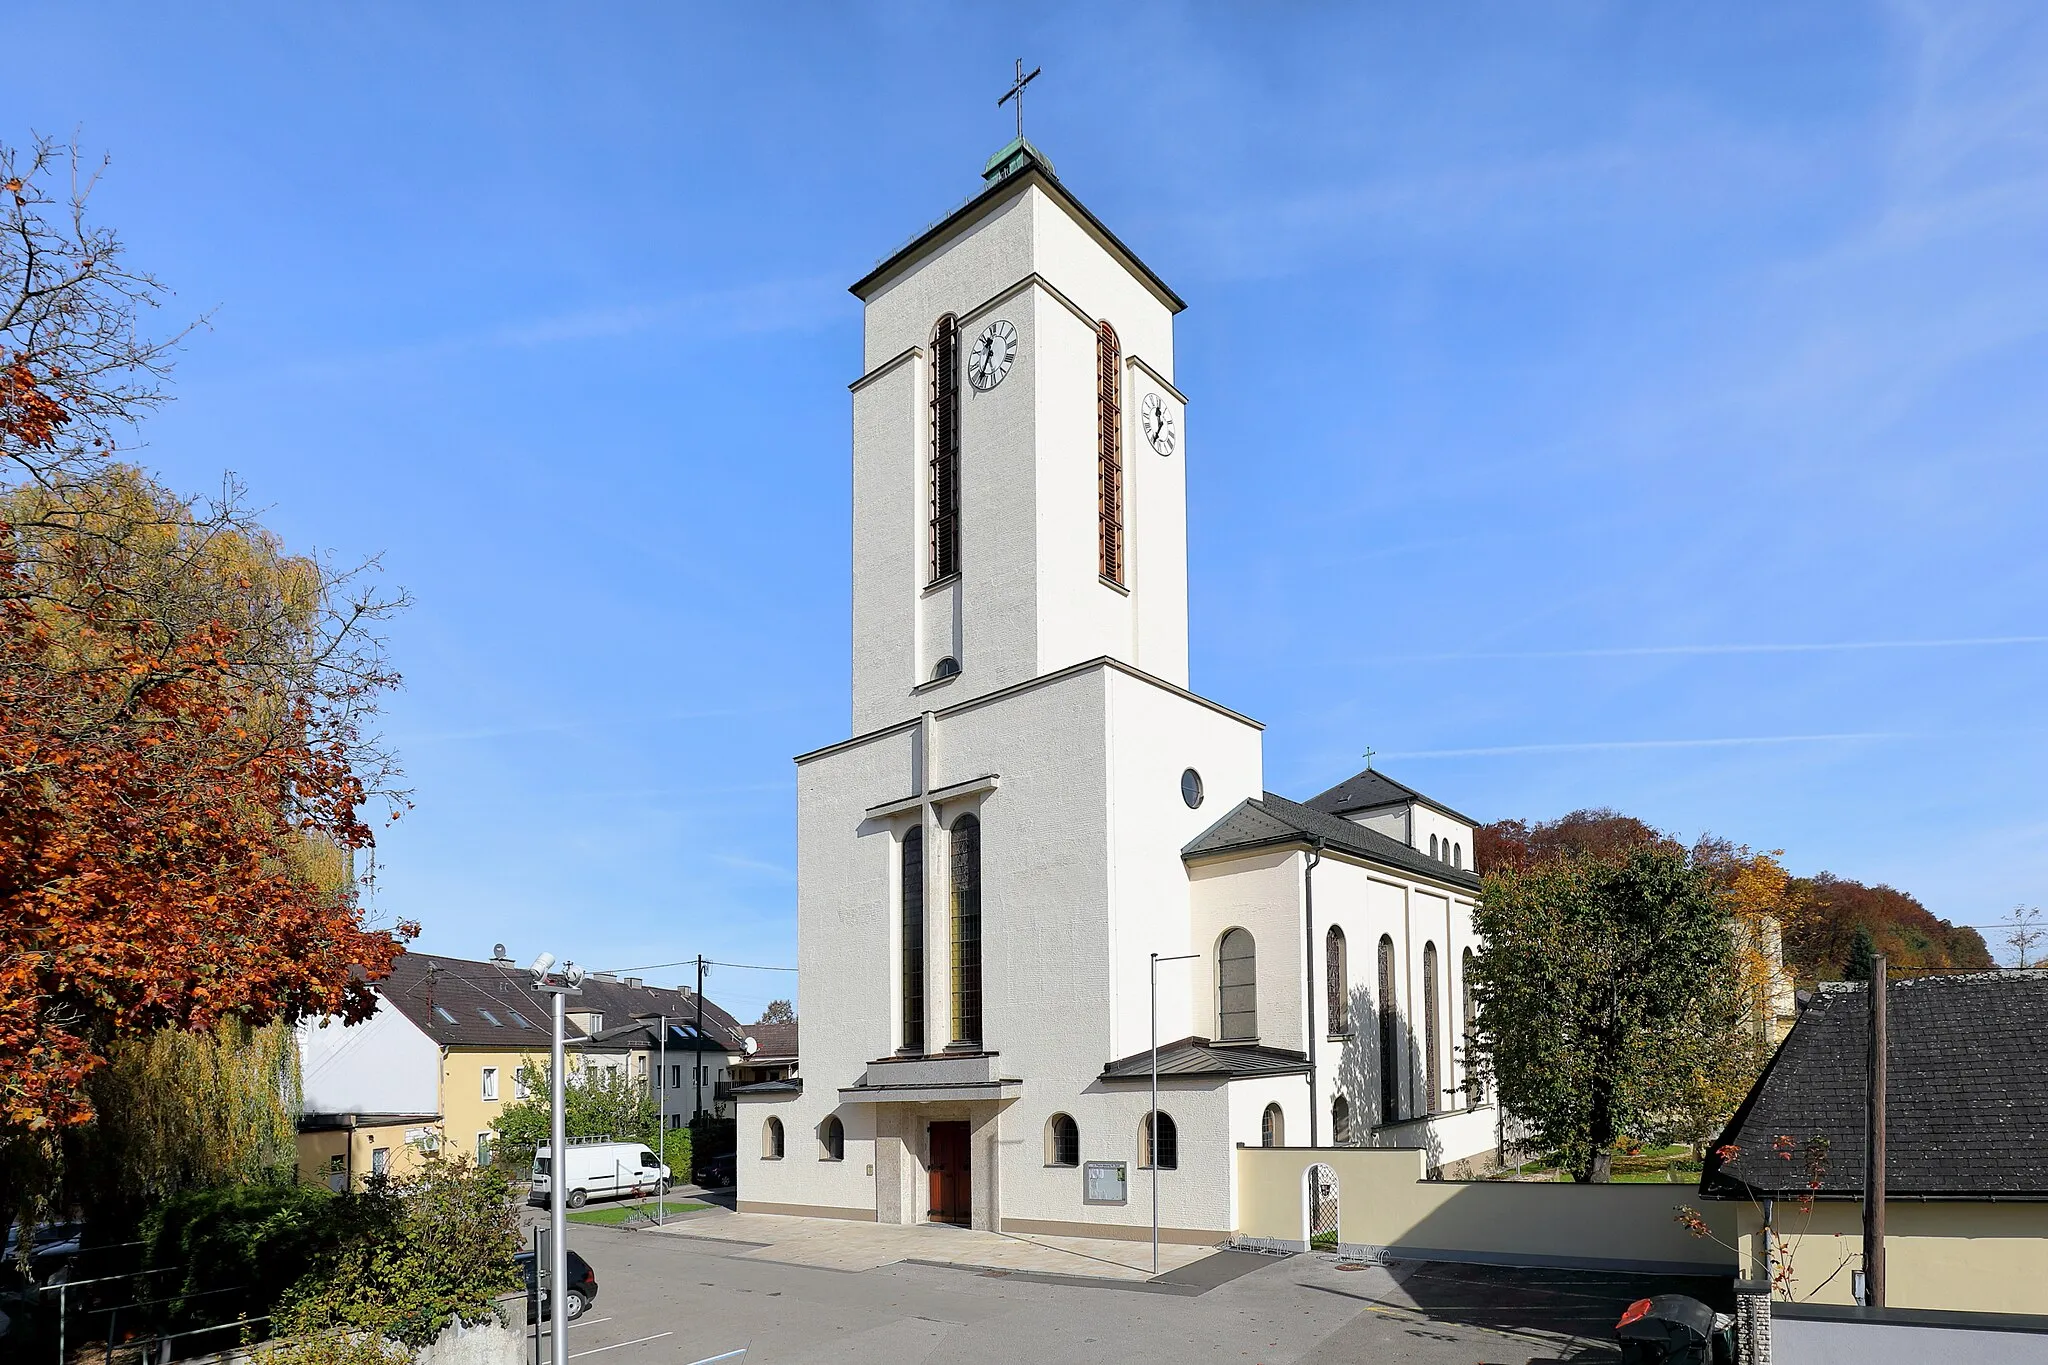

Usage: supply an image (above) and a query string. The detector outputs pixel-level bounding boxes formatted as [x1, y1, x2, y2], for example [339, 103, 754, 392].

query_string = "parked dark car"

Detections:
[514, 1249, 598, 1322]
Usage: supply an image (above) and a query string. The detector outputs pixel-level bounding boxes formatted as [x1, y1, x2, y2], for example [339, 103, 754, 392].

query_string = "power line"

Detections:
[598, 956, 797, 976]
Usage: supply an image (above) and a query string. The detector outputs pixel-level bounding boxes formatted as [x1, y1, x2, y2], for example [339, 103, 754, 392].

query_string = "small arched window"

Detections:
[1423, 942, 1442, 1115]
[949, 814, 982, 1046]
[1325, 926, 1349, 1036]
[930, 314, 961, 582]
[1331, 1095, 1352, 1145]
[763, 1116, 784, 1160]
[931, 656, 960, 682]
[1096, 320, 1124, 584]
[1140, 1110, 1178, 1170]
[1217, 928, 1257, 1041]
[1261, 1103, 1284, 1148]
[819, 1115, 844, 1161]
[1377, 935, 1400, 1123]
[1429, 834, 1439, 859]
[1046, 1113, 1079, 1167]
[1453, 842, 1463, 869]
[901, 826, 925, 1054]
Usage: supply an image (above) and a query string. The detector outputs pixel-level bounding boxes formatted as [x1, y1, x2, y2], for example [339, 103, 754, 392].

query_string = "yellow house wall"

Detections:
[440, 1046, 552, 1166]
[294, 1122, 434, 1192]
[1237, 1146, 1738, 1274]
[1735, 1200, 2048, 1315]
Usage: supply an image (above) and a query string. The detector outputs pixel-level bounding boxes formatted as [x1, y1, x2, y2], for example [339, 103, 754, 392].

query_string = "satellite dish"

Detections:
[744, 1037, 759, 1056]
[492, 943, 507, 960]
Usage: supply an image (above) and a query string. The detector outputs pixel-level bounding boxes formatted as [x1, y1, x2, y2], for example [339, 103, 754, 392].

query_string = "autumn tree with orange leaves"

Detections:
[1, 135, 413, 1227]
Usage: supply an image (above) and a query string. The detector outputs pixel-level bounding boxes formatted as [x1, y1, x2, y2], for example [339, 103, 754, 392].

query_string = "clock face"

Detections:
[967, 319, 1018, 390]
[1141, 392, 1177, 455]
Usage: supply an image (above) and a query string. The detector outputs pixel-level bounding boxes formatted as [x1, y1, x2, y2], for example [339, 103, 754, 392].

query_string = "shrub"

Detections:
[141, 1180, 348, 1334]
[272, 1155, 520, 1351]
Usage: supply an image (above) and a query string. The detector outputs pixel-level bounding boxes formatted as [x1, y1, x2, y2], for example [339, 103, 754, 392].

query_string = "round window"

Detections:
[1180, 768, 1204, 809]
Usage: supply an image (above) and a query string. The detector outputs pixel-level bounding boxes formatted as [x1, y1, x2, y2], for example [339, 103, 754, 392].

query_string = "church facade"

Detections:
[734, 141, 1497, 1244]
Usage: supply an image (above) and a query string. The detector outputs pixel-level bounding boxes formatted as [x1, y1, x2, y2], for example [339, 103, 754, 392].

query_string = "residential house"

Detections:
[296, 949, 749, 1176]
[1700, 970, 2048, 1316]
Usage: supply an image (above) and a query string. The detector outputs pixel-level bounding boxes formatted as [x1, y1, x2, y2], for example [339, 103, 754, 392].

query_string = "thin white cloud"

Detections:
[1383, 732, 1915, 759]
[1374, 636, 2048, 665]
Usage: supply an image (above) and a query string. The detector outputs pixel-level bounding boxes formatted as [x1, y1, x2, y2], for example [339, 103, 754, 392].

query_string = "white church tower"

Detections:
[736, 140, 1497, 1244]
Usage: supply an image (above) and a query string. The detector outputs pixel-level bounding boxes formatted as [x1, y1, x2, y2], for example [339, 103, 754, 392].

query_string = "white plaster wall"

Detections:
[1410, 806, 1475, 871]
[862, 189, 1036, 373]
[1029, 188, 1174, 375]
[742, 723, 919, 1216]
[296, 993, 439, 1116]
[1103, 669, 1264, 1062]
[1003, 1079, 1234, 1236]
[1122, 372, 1189, 688]
[1188, 850, 1307, 1054]
[849, 353, 922, 733]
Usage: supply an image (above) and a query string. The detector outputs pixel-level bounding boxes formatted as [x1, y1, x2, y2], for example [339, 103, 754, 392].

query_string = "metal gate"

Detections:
[1308, 1163, 1339, 1248]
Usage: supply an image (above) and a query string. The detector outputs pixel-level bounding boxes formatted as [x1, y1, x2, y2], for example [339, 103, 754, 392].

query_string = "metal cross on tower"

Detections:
[1362, 745, 1377, 771]
[999, 58, 1041, 141]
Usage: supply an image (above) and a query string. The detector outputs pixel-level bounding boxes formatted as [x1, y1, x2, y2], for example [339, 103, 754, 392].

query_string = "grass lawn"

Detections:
[568, 1199, 710, 1225]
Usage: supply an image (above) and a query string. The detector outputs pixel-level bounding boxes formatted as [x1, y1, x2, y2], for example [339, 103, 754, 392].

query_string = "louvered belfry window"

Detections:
[930, 314, 961, 583]
[1096, 319, 1124, 584]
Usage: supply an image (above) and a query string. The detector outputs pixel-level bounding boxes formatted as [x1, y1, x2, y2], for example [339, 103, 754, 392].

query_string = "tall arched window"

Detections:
[1423, 942, 1442, 1115]
[901, 826, 925, 1054]
[1046, 1113, 1079, 1167]
[1325, 926, 1349, 1036]
[1140, 1111, 1178, 1170]
[1331, 1095, 1352, 1145]
[1462, 946, 1484, 1105]
[763, 1116, 784, 1160]
[949, 814, 982, 1046]
[1096, 320, 1124, 584]
[1377, 935, 1400, 1122]
[1217, 928, 1257, 1041]
[819, 1115, 844, 1161]
[1429, 834, 1439, 859]
[930, 314, 961, 582]
[1261, 1103, 1284, 1148]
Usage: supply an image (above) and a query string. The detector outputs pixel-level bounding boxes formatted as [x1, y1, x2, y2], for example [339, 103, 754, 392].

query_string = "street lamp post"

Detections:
[528, 954, 584, 1365]
[1150, 951, 1200, 1275]
[657, 1014, 667, 1224]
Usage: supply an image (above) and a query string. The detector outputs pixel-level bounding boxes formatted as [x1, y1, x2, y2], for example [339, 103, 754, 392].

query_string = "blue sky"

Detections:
[10, 3, 2045, 1013]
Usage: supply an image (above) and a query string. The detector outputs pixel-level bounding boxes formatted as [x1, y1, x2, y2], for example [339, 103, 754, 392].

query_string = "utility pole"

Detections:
[1862, 955, 1887, 1307]
[693, 955, 706, 1124]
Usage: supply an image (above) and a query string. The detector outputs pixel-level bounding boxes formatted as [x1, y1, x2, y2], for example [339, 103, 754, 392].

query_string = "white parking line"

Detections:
[568, 1332, 674, 1359]
[684, 1351, 747, 1365]
[570, 1316, 613, 1329]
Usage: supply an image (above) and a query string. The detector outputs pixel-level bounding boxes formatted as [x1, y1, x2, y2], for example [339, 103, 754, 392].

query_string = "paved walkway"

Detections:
[649, 1206, 1222, 1281]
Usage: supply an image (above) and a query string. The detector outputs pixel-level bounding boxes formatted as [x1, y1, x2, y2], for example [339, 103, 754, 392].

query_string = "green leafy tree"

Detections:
[1471, 844, 1735, 1182]
[490, 1059, 660, 1171]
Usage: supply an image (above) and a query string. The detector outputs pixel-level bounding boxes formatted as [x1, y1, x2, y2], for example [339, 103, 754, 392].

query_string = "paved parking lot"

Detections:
[530, 1210, 1729, 1365]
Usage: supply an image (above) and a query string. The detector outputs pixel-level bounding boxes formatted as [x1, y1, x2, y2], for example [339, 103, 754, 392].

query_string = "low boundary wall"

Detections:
[1235, 1145, 1738, 1275]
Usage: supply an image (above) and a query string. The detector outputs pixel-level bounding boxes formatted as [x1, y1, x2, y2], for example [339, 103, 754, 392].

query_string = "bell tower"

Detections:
[844, 144, 1192, 734]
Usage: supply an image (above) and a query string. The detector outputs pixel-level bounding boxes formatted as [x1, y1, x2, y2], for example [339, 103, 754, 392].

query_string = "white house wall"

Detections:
[296, 992, 439, 1117]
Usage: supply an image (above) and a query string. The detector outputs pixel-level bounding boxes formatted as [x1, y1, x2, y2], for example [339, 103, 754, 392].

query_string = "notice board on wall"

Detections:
[1083, 1160, 1128, 1205]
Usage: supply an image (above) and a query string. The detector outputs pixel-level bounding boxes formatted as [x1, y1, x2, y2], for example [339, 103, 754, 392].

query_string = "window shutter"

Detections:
[930, 315, 960, 582]
[1096, 320, 1123, 584]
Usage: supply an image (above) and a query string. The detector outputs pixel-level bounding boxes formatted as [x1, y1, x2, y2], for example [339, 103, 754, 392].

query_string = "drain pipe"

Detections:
[1304, 838, 1324, 1148]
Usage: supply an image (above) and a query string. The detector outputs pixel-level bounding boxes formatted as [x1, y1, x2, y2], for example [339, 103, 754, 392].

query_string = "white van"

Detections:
[530, 1140, 671, 1208]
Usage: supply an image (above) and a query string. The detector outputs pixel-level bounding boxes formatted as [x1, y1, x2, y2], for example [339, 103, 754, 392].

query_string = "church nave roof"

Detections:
[1182, 790, 1483, 891]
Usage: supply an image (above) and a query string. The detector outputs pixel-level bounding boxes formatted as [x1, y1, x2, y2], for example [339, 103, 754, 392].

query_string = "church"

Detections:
[734, 136, 1497, 1246]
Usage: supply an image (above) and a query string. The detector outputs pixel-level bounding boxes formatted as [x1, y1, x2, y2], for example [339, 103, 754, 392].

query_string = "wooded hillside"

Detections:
[1477, 809, 1991, 983]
